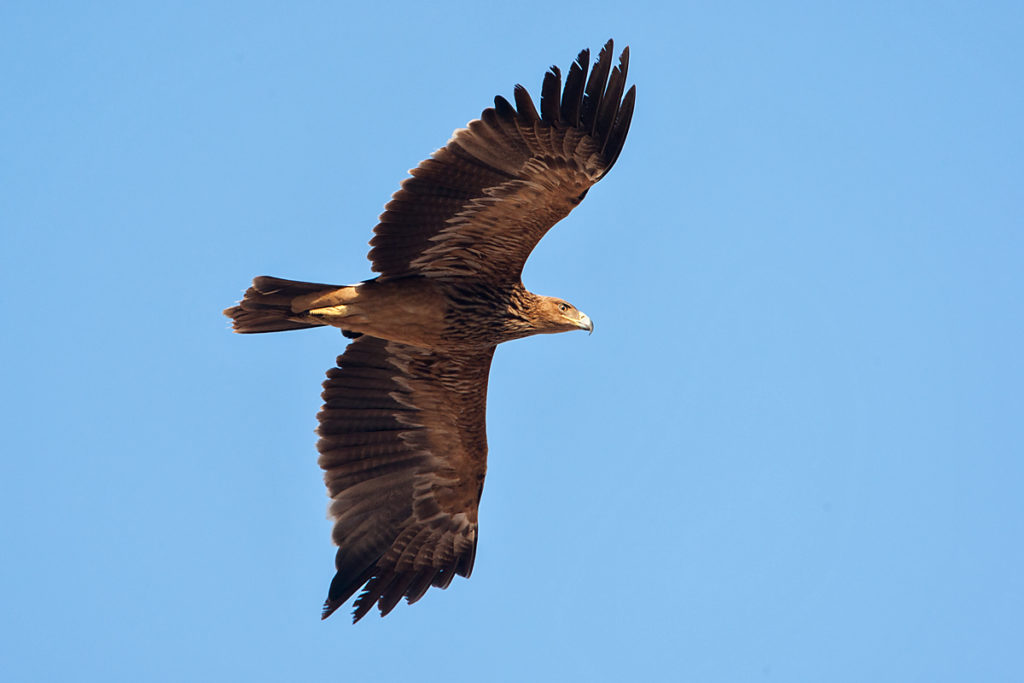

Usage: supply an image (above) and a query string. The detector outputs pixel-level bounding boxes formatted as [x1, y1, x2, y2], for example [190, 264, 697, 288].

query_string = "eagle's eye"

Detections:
[558, 302, 570, 313]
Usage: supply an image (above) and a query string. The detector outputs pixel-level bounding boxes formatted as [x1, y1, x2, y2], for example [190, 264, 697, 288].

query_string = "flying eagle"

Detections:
[224, 41, 635, 622]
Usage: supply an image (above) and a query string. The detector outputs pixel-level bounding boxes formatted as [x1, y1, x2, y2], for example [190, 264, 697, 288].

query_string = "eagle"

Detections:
[224, 41, 635, 622]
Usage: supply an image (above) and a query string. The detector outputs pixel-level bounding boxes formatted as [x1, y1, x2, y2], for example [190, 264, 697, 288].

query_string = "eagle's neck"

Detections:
[440, 281, 545, 346]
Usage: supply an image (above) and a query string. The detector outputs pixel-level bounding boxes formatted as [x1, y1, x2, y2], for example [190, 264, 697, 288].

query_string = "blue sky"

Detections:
[3, 2, 1022, 681]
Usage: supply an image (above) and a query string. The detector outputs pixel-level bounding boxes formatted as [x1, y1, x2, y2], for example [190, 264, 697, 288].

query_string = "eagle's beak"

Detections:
[578, 313, 594, 335]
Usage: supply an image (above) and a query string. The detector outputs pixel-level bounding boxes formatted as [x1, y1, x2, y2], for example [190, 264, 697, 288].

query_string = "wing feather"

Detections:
[539, 65, 562, 124]
[560, 48, 589, 127]
[581, 40, 613, 135]
[368, 41, 635, 283]
[404, 568, 440, 604]
[317, 336, 494, 622]
[513, 84, 540, 122]
[595, 46, 629, 150]
[603, 85, 636, 173]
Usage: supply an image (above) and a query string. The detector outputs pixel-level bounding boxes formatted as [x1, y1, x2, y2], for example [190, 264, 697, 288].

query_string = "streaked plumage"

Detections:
[224, 41, 635, 622]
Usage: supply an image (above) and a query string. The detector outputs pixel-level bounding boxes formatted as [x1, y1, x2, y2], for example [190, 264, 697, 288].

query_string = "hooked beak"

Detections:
[578, 312, 594, 335]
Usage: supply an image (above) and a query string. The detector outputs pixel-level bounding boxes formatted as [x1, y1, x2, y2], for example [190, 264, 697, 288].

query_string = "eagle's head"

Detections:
[532, 296, 594, 335]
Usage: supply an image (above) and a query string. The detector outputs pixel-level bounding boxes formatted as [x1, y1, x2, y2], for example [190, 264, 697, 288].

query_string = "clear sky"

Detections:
[2, 2, 1022, 681]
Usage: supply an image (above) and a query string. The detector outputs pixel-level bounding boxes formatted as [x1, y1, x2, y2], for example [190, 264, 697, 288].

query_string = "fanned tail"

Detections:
[224, 276, 338, 333]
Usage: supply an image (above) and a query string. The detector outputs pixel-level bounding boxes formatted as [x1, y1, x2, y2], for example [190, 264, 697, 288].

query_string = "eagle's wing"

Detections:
[316, 335, 494, 622]
[369, 40, 635, 285]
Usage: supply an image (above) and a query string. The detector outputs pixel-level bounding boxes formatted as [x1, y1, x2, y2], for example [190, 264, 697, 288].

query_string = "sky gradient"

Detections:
[3, 2, 1022, 681]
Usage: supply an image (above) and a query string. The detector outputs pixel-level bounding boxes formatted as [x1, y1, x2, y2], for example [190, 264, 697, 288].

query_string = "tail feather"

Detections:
[224, 276, 339, 334]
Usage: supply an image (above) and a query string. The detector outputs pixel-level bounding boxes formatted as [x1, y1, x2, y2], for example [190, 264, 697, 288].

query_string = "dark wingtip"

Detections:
[588, 41, 633, 171]
[560, 48, 589, 127]
[494, 94, 515, 118]
[321, 599, 342, 621]
[540, 65, 562, 123]
[513, 84, 540, 122]
[601, 83, 636, 177]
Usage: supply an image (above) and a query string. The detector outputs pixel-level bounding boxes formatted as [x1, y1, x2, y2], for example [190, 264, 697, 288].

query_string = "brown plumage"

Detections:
[223, 41, 635, 622]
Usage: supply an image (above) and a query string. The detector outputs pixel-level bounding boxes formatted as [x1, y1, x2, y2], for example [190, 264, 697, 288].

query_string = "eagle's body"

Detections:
[224, 41, 634, 622]
[237, 275, 588, 350]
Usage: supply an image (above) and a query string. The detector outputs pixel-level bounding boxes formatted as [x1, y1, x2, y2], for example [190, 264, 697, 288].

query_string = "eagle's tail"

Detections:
[224, 276, 352, 334]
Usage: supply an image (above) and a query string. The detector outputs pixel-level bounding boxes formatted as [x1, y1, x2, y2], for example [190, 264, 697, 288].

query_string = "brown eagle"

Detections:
[224, 41, 635, 622]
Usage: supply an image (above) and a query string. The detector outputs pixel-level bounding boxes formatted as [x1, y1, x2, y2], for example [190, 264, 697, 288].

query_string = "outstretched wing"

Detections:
[316, 336, 495, 622]
[369, 39, 636, 285]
